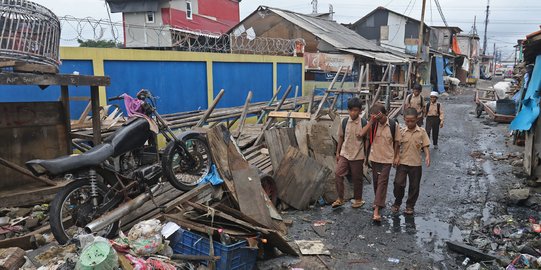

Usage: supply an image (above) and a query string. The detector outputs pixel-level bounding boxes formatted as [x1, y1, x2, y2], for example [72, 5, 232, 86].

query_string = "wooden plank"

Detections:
[13, 62, 59, 74]
[257, 86, 282, 124]
[196, 89, 225, 127]
[0, 157, 56, 186]
[268, 111, 311, 120]
[294, 120, 311, 156]
[0, 182, 67, 207]
[164, 183, 212, 213]
[273, 146, 332, 210]
[446, 241, 499, 262]
[60, 85, 72, 154]
[0, 72, 110, 86]
[234, 91, 253, 138]
[254, 85, 293, 145]
[231, 168, 275, 230]
[90, 86, 102, 145]
[264, 128, 298, 170]
[206, 125, 239, 204]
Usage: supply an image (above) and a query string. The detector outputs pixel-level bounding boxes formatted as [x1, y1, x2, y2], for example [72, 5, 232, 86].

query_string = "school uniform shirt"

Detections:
[427, 101, 445, 123]
[369, 119, 401, 164]
[399, 126, 431, 167]
[407, 94, 424, 115]
[337, 117, 365, 161]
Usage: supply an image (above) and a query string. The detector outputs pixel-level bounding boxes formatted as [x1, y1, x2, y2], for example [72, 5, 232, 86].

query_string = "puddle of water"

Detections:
[386, 213, 463, 261]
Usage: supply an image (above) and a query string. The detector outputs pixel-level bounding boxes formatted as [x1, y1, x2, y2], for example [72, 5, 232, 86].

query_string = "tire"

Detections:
[49, 179, 120, 244]
[162, 136, 211, 191]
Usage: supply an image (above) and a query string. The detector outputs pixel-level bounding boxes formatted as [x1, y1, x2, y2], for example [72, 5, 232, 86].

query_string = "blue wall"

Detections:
[277, 63, 303, 99]
[104, 61, 208, 114]
[212, 62, 273, 108]
[0, 60, 93, 118]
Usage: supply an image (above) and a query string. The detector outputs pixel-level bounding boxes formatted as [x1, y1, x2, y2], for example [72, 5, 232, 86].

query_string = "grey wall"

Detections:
[351, 10, 388, 42]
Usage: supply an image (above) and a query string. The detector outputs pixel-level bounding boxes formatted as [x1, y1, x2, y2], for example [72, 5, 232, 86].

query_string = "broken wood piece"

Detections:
[313, 66, 343, 119]
[163, 183, 213, 213]
[196, 89, 225, 127]
[264, 128, 299, 170]
[268, 111, 311, 120]
[0, 247, 26, 270]
[273, 146, 332, 210]
[0, 157, 56, 186]
[295, 240, 330, 255]
[234, 91, 253, 138]
[446, 241, 500, 262]
[253, 85, 293, 145]
[206, 125, 239, 204]
[13, 62, 59, 74]
[256, 86, 282, 124]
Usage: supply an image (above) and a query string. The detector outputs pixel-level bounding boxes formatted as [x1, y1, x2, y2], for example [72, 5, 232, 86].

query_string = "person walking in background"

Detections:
[392, 108, 431, 215]
[368, 103, 401, 222]
[425, 91, 444, 149]
[404, 84, 425, 127]
[332, 97, 370, 209]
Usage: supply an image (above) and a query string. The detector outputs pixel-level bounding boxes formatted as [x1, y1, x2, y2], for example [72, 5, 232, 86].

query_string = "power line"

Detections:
[433, 0, 448, 27]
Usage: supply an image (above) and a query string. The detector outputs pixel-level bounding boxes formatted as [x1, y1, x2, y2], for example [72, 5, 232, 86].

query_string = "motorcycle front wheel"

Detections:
[49, 179, 120, 244]
[162, 136, 211, 191]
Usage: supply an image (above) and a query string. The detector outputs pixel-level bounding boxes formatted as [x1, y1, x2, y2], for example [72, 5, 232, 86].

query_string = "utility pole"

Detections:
[311, 0, 318, 14]
[416, 0, 427, 60]
[482, 0, 490, 55]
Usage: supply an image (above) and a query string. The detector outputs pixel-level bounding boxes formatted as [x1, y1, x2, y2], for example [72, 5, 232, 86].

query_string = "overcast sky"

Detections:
[33, 0, 540, 59]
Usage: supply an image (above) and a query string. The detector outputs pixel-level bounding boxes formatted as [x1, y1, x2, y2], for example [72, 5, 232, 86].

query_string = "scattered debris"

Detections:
[509, 188, 531, 203]
[295, 240, 330, 255]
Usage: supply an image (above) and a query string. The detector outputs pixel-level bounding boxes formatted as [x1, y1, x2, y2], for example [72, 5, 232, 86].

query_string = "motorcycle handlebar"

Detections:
[108, 96, 123, 102]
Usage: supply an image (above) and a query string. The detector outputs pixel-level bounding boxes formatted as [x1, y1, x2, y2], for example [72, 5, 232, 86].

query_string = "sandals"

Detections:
[404, 208, 415, 215]
[331, 199, 345, 208]
[351, 200, 365, 208]
[391, 205, 400, 214]
[372, 214, 382, 222]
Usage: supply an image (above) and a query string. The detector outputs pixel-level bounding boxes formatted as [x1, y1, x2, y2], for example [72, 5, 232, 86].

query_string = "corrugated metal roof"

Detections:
[340, 49, 409, 64]
[265, 7, 385, 52]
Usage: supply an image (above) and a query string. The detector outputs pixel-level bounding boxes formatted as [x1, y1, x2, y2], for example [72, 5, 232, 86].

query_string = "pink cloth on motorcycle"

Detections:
[122, 94, 159, 133]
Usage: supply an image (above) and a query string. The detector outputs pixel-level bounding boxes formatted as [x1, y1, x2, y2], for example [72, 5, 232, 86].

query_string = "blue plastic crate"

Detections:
[170, 229, 257, 270]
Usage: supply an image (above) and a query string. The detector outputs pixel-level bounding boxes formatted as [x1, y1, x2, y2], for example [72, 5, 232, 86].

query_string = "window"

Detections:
[186, 1, 193, 20]
[146, 11, 155, 23]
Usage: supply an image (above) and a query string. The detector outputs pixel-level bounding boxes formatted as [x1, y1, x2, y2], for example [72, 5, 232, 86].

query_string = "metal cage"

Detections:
[0, 0, 60, 69]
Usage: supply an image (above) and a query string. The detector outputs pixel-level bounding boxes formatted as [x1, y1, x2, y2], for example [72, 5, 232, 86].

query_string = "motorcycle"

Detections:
[26, 89, 211, 244]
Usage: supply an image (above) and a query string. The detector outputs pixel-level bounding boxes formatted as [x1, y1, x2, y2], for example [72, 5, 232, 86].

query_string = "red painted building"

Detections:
[106, 0, 241, 48]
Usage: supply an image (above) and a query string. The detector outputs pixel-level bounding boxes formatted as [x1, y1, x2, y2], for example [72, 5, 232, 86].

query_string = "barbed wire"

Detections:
[57, 15, 303, 55]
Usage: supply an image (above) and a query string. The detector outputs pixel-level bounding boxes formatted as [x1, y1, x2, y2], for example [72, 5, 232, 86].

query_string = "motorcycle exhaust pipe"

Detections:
[84, 184, 162, 234]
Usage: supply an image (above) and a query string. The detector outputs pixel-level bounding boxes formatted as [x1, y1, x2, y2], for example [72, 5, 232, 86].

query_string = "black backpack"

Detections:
[341, 117, 397, 162]
[407, 94, 425, 109]
[426, 102, 441, 116]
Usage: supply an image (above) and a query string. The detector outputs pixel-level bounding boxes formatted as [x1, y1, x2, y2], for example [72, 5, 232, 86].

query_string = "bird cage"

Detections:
[0, 0, 60, 70]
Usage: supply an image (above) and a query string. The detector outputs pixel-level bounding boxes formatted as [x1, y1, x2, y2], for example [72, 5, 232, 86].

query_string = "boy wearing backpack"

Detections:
[404, 84, 425, 127]
[368, 103, 401, 222]
[425, 91, 444, 149]
[392, 108, 431, 215]
[332, 97, 371, 208]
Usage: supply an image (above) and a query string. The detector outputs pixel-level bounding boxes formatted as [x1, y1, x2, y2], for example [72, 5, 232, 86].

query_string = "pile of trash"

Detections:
[15, 218, 253, 269]
[0, 205, 52, 241]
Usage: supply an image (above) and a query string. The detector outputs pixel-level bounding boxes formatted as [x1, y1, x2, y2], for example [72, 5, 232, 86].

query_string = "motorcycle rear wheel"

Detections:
[162, 136, 211, 191]
[49, 179, 120, 244]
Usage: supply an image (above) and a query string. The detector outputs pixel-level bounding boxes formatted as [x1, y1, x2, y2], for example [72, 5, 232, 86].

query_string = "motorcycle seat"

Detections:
[26, 143, 114, 176]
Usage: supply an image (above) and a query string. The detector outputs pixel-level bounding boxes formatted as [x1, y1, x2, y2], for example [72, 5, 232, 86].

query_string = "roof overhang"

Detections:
[340, 49, 409, 65]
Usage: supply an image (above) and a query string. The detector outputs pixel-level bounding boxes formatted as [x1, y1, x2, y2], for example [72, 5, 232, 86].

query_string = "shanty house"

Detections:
[230, 5, 411, 93]
[347, 6, 431, 56]
[106, 0, 240, 48]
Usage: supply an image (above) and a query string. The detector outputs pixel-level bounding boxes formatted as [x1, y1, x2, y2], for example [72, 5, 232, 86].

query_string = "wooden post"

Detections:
[90, 86, 101, 145]
[234, 91, 253, 138]
[313, 66, 343, 119]
[256, 86, 282, 124]
[60, 85, 72, 154]
[289, 85, 300, 127]
[196, 89, 225, 127]
[385, 65, 394, 112]
[254, 85, 293, 145]
[330, 66, 350, 110]
[307, 85, 315, 114]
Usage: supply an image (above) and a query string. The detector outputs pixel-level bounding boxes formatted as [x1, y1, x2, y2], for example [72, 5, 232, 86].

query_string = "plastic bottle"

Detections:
[462, 257, 470, 266]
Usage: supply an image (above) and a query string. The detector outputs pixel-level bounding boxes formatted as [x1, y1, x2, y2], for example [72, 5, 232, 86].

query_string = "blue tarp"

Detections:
[435, 56, 445, 93]
[199, 164, 224, 186]
[510, 55, 541, 131]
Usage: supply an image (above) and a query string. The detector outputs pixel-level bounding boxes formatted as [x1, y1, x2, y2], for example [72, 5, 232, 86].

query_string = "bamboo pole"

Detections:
[196, 89, 225, 127]
[234, 91, 253, 138]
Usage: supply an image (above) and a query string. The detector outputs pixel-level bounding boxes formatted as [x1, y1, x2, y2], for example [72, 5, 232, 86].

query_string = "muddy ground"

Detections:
[263, 82, 527, 270]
